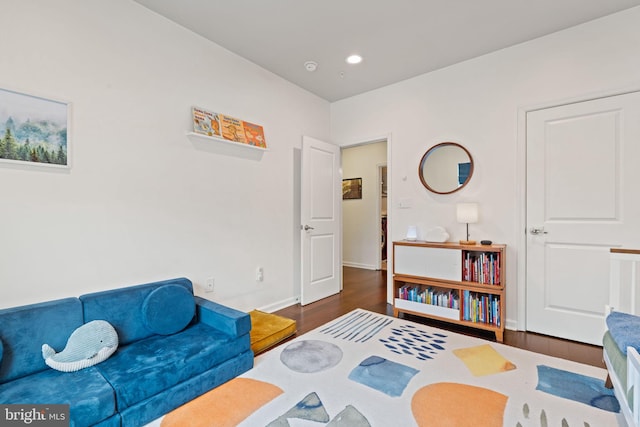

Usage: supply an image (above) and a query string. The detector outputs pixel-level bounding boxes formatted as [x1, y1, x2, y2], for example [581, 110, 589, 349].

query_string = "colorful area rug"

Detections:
[148, 309, 623, 426]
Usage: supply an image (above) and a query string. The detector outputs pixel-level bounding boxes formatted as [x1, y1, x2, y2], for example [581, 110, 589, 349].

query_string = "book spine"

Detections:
[463, 250, 502, 285]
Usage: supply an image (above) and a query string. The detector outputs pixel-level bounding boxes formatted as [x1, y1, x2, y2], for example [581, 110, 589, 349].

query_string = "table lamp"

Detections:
[456, 203, 478, 245]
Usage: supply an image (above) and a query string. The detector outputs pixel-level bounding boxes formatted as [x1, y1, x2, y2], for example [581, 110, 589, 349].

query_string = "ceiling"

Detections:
[134, 0, 640, 102]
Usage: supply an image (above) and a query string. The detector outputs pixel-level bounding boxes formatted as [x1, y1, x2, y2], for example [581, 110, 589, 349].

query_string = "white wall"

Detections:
[342, 141, 387, 269]
[0, 0, 330, 310]
[330, 7, 640, 329]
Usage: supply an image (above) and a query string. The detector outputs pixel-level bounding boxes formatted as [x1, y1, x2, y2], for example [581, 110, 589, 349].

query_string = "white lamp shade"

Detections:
[456, 203, 478, 224]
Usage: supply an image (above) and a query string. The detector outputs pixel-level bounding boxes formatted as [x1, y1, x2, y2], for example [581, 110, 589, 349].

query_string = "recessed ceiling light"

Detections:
[346, 54, 363, 65]
[304, 61, 318, 72]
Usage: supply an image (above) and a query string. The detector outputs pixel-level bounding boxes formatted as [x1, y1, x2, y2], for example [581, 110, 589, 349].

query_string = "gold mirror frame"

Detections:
[418, 142, 474, 194]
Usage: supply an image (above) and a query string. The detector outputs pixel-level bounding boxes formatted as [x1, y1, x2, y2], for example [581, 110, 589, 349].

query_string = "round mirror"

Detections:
[419, 142, 474, 194]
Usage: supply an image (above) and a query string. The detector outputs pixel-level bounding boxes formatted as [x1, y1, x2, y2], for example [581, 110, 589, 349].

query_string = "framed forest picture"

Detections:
[0, 88, 69, 168]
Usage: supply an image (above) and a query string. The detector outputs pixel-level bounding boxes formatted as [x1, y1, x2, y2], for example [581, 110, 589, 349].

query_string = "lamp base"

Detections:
[459, 240, 477, 245]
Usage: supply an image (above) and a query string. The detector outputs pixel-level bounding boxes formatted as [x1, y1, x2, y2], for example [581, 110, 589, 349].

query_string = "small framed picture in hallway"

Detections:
[343, 177, 362, 199]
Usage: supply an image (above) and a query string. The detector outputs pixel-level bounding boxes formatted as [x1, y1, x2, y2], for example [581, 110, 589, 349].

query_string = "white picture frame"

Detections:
[0, 87, 70, 168]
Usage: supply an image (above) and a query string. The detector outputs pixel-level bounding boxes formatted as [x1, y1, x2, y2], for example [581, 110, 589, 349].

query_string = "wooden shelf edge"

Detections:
[392, 303, 503, 331]
[394, 240, 506, 251]
[394, 274, 504, 292]
[457, 319, 504, 332]
[611, 248, 640, 255]
[393, 306, 504, 341]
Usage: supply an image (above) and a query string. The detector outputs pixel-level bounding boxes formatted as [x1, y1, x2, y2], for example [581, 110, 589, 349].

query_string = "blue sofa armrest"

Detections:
[194, 296, 251, 338]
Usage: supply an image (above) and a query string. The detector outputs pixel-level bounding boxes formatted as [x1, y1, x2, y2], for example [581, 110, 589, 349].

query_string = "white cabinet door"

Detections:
[394, 245, 461, 281]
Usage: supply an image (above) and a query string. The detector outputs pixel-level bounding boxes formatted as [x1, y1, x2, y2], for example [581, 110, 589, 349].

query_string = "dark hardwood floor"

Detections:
[274, 266, 605, 368]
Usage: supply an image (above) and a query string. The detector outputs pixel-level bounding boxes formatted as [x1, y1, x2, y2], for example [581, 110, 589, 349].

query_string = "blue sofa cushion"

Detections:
[606, 311, 640, 354]
[142, 285, 195, 335]
[0, 298, 83, 383]
[96, 322, 250, 410]
[0, 366, 117, 426]
[118, 350, 254, 427]
[80, 278, 195, 345]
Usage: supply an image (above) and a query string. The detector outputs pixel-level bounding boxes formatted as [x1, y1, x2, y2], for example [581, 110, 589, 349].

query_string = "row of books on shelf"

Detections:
[192, 106, 267, 148]
[398, 286, 459, 310]
[463, 251, 501, 285]
[462, 290, 501, 326]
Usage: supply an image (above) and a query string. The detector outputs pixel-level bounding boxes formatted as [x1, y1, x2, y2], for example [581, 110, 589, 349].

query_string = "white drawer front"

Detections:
[395, 245, 461, 281]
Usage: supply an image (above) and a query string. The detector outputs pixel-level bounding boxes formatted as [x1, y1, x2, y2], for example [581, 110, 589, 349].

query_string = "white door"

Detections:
[526, 91, 640, 345]
[301, 136, 342, 305]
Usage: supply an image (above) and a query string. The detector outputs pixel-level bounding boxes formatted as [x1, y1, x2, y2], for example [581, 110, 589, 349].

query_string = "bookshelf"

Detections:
[392, 241, 506, 342]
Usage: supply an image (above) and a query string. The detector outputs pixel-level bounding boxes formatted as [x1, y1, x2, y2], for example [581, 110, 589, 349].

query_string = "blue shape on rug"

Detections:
[536, 365, 620, 412]
[280, 340, 343, 373]
[319, 310, 394, 343]
[266, 391, 330, 426]
[348, 355, 419, 397]
[327, 405, 371, 426]
[379, 323, 447, 361]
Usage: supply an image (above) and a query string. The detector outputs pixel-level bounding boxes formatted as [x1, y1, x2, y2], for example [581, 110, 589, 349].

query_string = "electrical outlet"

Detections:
[205, 277, 214, 293]
[256, 267, 264, 282]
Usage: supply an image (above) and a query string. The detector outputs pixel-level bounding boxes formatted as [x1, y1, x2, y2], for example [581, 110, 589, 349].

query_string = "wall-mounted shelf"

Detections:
[186, 132, 267, 161]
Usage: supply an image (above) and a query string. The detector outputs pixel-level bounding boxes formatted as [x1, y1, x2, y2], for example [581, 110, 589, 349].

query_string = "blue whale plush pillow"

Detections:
[42, 320, 118, 372]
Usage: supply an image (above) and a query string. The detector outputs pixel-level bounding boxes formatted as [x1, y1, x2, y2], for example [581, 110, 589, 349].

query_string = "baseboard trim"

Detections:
[342, 261, 377, 270]
[257, 296, 300, 313]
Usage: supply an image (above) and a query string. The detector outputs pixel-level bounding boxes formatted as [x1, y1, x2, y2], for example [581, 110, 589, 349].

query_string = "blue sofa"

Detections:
[0, 278, 254, 427]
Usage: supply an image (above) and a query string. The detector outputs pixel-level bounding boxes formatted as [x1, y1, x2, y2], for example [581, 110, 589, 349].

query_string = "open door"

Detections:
[300, 136, 342, 305]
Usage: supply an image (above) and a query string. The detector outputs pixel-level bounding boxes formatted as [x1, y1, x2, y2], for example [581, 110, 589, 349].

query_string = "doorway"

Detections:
[341, 140, 388, 271]
[379, 164, 388, 271]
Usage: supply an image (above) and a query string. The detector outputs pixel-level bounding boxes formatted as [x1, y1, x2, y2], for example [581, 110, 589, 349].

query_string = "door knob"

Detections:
[530, 227, 548, 235]
[303, 225, 314, 231]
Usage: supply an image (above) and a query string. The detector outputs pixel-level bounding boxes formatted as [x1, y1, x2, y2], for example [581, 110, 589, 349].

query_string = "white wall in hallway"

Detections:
[342, 141, 387, 270]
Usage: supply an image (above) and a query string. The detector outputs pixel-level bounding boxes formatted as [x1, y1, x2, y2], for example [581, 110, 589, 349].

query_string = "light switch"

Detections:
[399, 198, 413, 208]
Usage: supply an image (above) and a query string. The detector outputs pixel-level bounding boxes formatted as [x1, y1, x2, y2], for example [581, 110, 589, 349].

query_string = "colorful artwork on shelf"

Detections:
[220, 114, 247, 144]
[191, 106, 267, 148]
[242, 121, 266, 148]
[192, 107, 221, 137]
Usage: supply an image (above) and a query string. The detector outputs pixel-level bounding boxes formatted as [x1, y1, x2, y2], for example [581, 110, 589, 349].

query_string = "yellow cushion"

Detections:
[249, 310, 297, 355]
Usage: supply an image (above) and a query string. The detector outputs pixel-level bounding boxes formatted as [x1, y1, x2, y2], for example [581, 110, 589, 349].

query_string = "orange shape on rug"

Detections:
[161, 378, 283, 427]
[453, 344, 517, 376]
[412, 382, 507, 427]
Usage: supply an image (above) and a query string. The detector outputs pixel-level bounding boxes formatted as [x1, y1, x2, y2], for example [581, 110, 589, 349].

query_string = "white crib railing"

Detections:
[608, 248, 640, 316]
[605, 248, 640, 427]
[629, 347, 640, 427]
